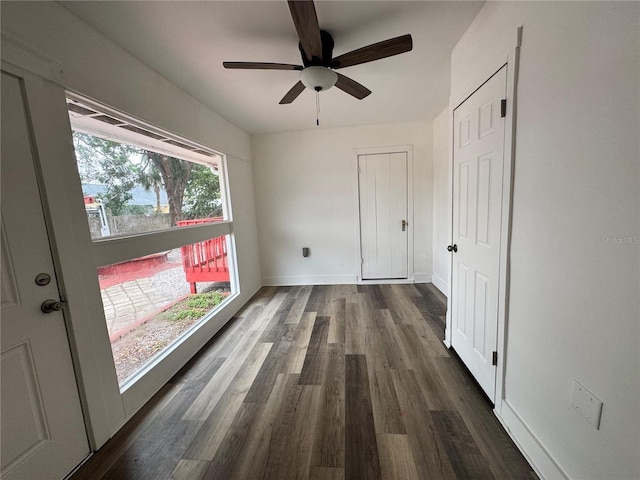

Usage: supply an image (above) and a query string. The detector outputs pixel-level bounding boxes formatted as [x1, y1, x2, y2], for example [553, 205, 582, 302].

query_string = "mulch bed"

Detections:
[110, 290, 229, 385]
[110, 314, 201, 384]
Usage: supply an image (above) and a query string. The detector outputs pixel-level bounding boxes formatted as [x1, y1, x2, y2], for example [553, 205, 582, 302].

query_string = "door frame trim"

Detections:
[354, 145, 414, 284]
[16, 69, 127, 450]
[445, 27, 522, 415]
[1, 70, 92, 477]
[2, 35, 127, 450]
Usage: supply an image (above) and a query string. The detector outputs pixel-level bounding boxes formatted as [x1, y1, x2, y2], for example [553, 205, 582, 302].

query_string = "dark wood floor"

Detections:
[72, 284, 537, 480]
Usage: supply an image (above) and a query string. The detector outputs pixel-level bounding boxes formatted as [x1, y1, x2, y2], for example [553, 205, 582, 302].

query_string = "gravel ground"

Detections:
[111, 316, 197, 384]
[111, 248, 231, 384]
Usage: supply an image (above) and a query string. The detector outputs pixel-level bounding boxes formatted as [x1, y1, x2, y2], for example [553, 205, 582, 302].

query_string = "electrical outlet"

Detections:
[570, 380, 603, 430]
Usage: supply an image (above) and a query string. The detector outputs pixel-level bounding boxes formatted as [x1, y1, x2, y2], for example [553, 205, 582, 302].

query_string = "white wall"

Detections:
[1, 0, 262, 444]
[1, 2, 250, 162]
[451, 2, 640, 479]
[252, 121, 432, 285]
[431, 108, 450, 295]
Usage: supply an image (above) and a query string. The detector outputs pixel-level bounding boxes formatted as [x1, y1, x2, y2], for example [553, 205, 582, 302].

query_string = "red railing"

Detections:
[176, 217, 229, 293]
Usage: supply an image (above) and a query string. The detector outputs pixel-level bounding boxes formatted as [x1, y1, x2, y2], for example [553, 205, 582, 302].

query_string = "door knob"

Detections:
[401, 220, 407, 231]
[41, 299, 64, 313]
[447, 244, 458, 253]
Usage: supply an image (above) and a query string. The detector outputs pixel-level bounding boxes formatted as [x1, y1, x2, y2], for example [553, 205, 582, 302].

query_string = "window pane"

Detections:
[67, 98, 237, 389]
[101, 237, 231, 386]
[73, 131, 224, 239]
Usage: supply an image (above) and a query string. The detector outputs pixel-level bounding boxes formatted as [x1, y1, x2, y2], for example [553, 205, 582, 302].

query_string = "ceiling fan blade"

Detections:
[331, 34, 413, 69]
[279, 81, 306, 104]
[288, 0, 323, 62]
[335, 73, 371, 100]
[223, 62, 303, 71]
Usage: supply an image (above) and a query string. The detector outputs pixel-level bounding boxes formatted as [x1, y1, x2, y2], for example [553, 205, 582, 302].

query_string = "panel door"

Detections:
[358, 152, 408, 280]
[1, 71, 89, 479]
[451, 66, 507, 401]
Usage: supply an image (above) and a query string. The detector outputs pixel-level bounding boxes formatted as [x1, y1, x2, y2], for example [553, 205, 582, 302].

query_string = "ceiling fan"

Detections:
[223, 0, 413, 105]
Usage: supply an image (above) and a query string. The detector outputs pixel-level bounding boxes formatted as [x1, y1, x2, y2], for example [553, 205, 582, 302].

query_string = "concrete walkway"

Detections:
[100, 259, 227, 341]
[101, 276, 177, 339]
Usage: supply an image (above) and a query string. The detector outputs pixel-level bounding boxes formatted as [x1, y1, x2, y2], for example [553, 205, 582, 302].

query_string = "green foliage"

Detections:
[73, 132, 139, 216]
[139, 151, 194, 226]
[182, 165, 222, 220]
[162, 291, 227, 323]
[73, 131, 222, 223]
[135, 158, 164, 212]
[172, 309, 204, 321]
[185, 291, 226, 309]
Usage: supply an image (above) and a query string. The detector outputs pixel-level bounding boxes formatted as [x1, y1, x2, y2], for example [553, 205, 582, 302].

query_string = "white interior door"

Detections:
[358, 152, 408, 280]
[451, 66, 507, 401]
[1, 71, 89, 479]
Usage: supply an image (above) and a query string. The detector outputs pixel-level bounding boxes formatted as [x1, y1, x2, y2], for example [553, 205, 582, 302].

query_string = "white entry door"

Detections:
[1, 71, 89, 479]
[358, 152, 408, 280]
[451, 66, 507, 401]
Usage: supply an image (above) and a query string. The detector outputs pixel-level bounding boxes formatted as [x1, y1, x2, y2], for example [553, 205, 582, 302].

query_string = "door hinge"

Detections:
[500, 99, 507, 118]
[492, 351, 498, 366]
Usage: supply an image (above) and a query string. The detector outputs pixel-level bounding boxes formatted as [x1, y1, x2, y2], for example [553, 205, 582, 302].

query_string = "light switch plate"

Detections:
[570, 379, 603, 429]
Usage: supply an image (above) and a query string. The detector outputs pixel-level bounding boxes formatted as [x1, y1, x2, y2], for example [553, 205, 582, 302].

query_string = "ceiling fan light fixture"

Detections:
[300, 66, 337, 91]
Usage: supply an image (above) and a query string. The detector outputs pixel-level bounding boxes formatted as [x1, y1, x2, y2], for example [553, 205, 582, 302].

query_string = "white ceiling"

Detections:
[60, 1, 483, 135]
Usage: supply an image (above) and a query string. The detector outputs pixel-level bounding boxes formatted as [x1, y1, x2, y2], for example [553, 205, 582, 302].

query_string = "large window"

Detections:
[68, 97, 236, 388]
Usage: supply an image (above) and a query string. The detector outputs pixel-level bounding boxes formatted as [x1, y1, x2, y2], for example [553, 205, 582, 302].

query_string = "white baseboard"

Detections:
[431, 273, 448, 295]
[263, 274, 358, 286]
[358, 278, 415, 285]
[413, 272, 431, 283]
[496, 401, 568, 480]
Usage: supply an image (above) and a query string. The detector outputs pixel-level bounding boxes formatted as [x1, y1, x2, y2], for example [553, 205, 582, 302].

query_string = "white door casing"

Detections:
[358, 152, 409, 280]
[451, 66, 507, 402]
[1, 71, 89, 479]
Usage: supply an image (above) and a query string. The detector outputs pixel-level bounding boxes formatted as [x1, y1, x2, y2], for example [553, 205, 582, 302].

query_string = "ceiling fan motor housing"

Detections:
[299, 30, 335, 67]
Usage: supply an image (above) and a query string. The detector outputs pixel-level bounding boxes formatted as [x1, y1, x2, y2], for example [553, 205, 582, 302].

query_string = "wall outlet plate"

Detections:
[570, 379, 603, 430]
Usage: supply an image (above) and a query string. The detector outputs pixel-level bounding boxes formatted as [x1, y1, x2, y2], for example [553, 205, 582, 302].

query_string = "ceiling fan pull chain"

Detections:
[316, 89, 320, 126]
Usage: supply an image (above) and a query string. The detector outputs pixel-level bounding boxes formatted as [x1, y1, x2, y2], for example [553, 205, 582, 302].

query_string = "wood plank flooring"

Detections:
[72, 284, 537, 480]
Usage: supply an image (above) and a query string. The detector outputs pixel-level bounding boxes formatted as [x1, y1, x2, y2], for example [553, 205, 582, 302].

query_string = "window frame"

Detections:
[66, 93, 240, 402]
